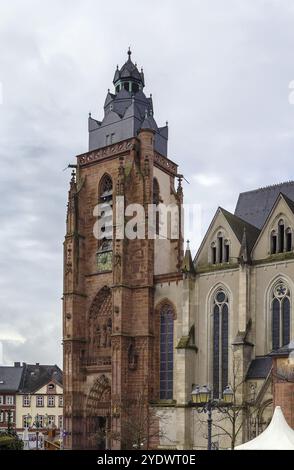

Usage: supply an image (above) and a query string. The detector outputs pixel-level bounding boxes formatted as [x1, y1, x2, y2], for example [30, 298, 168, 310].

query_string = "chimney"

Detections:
[14, 362, 21, 367]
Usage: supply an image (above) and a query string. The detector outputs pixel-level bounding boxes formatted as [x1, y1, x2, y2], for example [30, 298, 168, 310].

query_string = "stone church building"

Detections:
[63, 51, 294, 449]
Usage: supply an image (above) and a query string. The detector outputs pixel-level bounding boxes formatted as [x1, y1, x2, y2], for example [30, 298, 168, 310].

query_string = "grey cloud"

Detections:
[1, 0, 294, 365]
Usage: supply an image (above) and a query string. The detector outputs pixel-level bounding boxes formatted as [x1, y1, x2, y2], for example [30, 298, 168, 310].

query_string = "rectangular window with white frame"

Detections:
[0, 411, 4, 422]
[47, 395, 55, 407]
[58, 396, 63, 407]
[48, 415, 55, 426]
[37, 415, 44, 427]
[5, 395, 14, 405]
[23, 395, 30, 407]
[0, 395, 4, 405]
[36, 395, 44, 407]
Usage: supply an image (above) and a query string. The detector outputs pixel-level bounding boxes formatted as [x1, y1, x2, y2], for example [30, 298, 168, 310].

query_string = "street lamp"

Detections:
[190, 384, 233, 450]
[223, 385, 234, 404]
[133, 442, 144, 449]
[25, 413, 44, 450]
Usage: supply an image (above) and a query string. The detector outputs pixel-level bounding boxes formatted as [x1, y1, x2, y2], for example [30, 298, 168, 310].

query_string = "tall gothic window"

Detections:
[212, 289, 229, 398]
[271, 281, 291, 350]
[97, 174, 113, 272]
[160, 303, 174, 400]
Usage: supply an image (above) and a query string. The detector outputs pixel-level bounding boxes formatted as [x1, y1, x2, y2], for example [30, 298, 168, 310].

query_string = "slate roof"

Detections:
[281, 192, 294, 215]
[0, 365, 23, 392]
[113, 49, 144, 86]
[88, 50, 168, 156]
[221, 208, 260, 252]
[268, 340, 294, 357]
[19, 364, 63, 394]
[235, 181, 294, 229]
[246, 356, 272, 379]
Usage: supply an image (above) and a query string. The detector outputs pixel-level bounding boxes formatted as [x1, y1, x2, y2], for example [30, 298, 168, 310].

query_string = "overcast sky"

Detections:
[1, 0, 294, 366]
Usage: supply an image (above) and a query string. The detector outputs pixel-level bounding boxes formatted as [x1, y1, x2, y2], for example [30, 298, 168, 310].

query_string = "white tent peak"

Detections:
[235, 406, 294, 450]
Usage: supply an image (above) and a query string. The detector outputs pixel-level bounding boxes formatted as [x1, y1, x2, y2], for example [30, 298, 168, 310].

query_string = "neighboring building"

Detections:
[270, 342, 294, 428]
[63, 50, 294, 449]
[0, 363, 63, 448]
[0, 362, 23, 430]
[16, 363, 63, 438]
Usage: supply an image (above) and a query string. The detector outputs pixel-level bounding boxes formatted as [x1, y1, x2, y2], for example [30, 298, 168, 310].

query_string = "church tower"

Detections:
[63, 50, 182, 449]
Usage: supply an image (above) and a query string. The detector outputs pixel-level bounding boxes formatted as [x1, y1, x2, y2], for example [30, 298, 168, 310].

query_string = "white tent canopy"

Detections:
[235, 406, 294, 450]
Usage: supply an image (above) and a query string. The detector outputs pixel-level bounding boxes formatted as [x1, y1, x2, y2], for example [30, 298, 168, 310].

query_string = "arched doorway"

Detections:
[85, 375, 111, 449]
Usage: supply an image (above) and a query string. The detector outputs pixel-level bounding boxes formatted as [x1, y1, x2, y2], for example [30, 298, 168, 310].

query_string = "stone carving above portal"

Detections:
[88, 286, 112, 357]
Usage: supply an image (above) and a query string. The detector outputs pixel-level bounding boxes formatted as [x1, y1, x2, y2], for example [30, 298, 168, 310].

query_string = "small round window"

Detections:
[216, 291, 226, 303]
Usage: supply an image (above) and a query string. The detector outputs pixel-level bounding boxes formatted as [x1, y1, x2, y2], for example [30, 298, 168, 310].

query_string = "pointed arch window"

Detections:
[286, 228, 292, 252]
[210, 231, 230, 265]
[271, 219, 292, 254]
[271, 230, 277, 254]
[217, 233, 223, 263]
[224, 240, 230, 263]
[97, 174, 113, 272]
[160, 303, 174, 400]
[271, 281, 291, 350]
[212, 290, 229, 398]
[278, 219, 285, 253]
[211, 242, 217, 264]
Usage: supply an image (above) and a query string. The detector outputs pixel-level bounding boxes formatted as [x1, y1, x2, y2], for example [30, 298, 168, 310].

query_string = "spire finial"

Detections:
[127, 47, 131, 59]
[181, 239, 195, 276]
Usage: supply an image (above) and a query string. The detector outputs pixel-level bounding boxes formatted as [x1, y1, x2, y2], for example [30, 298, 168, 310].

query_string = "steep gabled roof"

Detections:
[281, 192, 294, 215]
[235, 181, 294, 229]
[221, 208, 260, 253]
[194, 207, 259, 264]
[0, 365, 23, 392]
[251, 192, 294, 254]
[19, 364, 62, 394]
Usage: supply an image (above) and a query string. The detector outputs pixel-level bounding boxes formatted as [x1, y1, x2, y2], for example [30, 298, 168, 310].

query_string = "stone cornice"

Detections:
[252, 251, 294, 266]
[77, 138, 135, 167]
[154, 272, 182, 284]
[154, 151, 178, 176]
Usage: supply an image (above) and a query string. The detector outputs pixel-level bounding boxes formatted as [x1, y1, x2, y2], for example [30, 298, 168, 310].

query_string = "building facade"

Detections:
[0, 362, 23, 431]
[63, 51, 294, 450]
[157, 185, 294, 449]
[0, 362, 63, 448]
[63, 49, 183, 449]
[15, 363, 63, 442]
